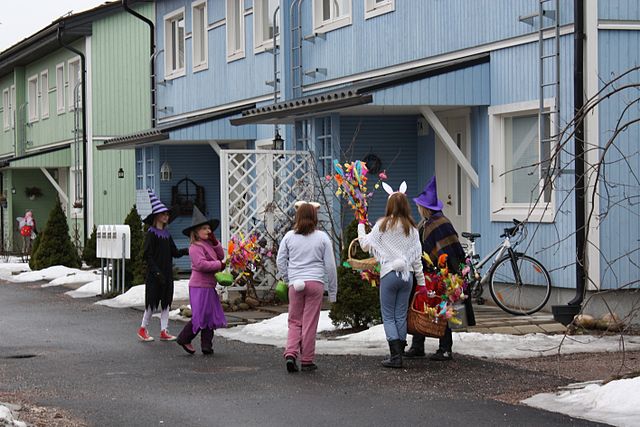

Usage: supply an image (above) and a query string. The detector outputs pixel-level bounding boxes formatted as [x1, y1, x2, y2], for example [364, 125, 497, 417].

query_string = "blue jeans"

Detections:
[379, 272, 413, 341]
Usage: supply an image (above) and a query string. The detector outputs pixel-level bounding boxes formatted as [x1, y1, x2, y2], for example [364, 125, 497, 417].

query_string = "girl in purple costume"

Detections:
[176, 207, 226, 355]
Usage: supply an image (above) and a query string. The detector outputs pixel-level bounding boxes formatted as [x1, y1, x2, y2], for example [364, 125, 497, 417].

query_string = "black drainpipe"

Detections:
[57, 23, 88, 245]
[123, 0, 156, 128]
[569, 0, 586, 307]
[0, 172, 4, 252]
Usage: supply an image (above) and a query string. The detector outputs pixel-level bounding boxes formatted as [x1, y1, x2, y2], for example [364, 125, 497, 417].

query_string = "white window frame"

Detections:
[364, 0, 394, 20]
[27, 75, 39, 123]
[70, 165, 84, 219]
[192, 1, 208, 72]
[10, 85, 16, 129]
[313, 0, 352, 33]
[40, 70, 49, 119]
[489, 99, 556, 223]
[67, 57, 81, 111]
[164, 8, 187, 79]
[254, 0, 279, 53]
[56, 63, 65, 114]
[2, 89, 9, 131]
[226, 0, 245, 62]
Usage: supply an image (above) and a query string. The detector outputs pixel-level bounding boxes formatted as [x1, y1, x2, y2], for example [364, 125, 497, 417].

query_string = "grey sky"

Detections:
[0, 0, 107, 52]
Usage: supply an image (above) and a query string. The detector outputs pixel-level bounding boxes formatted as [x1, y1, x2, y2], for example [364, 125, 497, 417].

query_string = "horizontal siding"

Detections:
[597, 30, 640, 290]
[168, 113, 257, 141]
[158, 144, 221, 271]
[339, 116, 421, 223]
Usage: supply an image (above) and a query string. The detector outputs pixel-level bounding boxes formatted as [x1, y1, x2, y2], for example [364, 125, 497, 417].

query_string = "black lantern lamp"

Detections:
[273, 130, 284, 151]
[117, 167, 125, 179]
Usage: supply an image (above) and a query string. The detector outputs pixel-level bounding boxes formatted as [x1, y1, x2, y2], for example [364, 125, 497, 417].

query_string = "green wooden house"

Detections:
[0, 1, 153, 253]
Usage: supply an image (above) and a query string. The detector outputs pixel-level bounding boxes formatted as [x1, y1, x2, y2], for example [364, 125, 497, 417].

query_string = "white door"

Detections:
[435, 115, 470, 234]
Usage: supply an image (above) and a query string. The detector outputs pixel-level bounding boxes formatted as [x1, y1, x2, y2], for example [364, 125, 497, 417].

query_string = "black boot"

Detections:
[403, 334, 426, 358]
[381, 340, 403, 368]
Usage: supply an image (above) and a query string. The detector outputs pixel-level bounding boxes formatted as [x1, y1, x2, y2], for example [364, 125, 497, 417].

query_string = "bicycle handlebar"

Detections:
[500, 219, 524, 238]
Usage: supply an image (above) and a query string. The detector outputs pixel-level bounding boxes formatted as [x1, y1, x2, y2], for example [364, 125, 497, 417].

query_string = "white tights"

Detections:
[140, 306, 170, 331]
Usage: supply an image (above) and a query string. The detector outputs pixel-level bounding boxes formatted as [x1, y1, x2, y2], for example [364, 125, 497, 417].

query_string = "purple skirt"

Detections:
[189, 287, 227, 334]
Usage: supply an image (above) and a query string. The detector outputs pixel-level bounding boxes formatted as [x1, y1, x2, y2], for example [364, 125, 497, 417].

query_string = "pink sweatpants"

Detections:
[284, 280, 324, 364]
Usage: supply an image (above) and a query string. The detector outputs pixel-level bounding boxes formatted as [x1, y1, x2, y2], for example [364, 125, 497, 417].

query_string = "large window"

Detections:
[313, 0, 352, 33]
[489, 101, 554, 222]
[364, 0, 394, 19]
[67, 58, 81, 111]
[164, 8, 186, 79]
[27, 75, 39, 123]
[226, 0, 245, 61]
[254, 0, 279, 53]
[40, 70, 49, 119]
[316, 117, 333, 176]
[192, 1, 208, 72]
[56, 63, 65, 114]
[2, 89, 9, 131]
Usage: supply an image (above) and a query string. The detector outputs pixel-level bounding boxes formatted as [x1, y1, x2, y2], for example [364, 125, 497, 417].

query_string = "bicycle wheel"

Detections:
[488, 254, 551, 315]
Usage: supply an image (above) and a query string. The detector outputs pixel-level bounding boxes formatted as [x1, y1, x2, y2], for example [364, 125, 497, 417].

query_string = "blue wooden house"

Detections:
[100, 0, 639, 318]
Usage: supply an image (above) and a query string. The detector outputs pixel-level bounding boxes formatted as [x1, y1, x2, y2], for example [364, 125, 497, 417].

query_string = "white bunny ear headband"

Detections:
[294, 200, 321, 209]
[381, 181, 407, 198]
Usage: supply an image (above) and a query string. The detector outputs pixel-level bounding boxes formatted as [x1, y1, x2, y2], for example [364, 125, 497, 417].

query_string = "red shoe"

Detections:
[159, 330, 176, 341]
[137, 327, 154, 342]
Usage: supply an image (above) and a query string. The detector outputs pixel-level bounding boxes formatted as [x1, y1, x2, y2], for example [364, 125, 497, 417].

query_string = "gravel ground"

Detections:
[0, 392, 87, 427]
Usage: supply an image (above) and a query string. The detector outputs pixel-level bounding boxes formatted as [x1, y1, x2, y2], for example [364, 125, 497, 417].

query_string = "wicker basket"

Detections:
[407, 294, 447, 338]
[347, 238, 378, 271]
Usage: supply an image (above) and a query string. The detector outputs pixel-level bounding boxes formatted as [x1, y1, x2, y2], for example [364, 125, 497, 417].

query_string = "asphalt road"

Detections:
[0, 281, 606, 427]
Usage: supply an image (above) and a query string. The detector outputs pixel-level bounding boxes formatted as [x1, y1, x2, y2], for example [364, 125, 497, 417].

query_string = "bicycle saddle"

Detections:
[461, 232, 481, 241]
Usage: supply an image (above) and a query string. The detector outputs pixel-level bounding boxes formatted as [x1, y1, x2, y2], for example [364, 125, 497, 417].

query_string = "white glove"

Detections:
[389, 258, 407, 272]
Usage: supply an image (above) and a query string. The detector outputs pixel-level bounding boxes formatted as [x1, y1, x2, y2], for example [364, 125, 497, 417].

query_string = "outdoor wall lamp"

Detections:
[11, 187, 16, 194]
[273, 130, 284, 150]
[117, 168, 125, 179]
[160, 161, 172, 181]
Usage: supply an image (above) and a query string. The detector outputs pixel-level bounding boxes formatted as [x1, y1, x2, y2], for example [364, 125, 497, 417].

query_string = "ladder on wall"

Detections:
[520, 0, 561, 184]
[290, 0, 304, 98]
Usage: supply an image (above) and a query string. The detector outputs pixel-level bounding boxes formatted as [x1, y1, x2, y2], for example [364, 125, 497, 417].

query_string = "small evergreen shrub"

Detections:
[28, 233, 42, 270]
[30, 201, 81, 269]
[124, 206, 145, 289]
[329, 219, 381, 328]
[82, 225, 99, 268]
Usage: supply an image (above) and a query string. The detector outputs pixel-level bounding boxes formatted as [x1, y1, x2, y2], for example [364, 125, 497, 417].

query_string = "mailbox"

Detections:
[96, 224, 130, 259]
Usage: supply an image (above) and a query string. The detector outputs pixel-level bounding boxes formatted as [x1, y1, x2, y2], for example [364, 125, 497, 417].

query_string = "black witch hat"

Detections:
[181, 206, 220, 237]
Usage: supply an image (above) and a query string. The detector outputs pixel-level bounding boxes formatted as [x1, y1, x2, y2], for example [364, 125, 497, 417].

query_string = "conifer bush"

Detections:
[30, 201, 81, 269]
[82, 225, 99, 268]
[124, 206, 145, 289]
[329, 219, 381, 329]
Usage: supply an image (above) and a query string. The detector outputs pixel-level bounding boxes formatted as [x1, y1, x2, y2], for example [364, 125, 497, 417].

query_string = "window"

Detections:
[489, 101, 555, 222]
[67, 58, 81, 111]
[164, 8, 186, 79]
[56, 63, 65, 114]
[192, 1, 208, 71]
[316, 117, 333, 176]
[254, 0, 279, 52]
[295, 120, 312, 151]
[40, 70, 49, 119]
[226, 0, 245, 61]
[2, 89, 9, 131]
[364, 0, 394, 19]
[10, 85, 15, 128]
[136, 147, 157, 190]
[27, 75, 39, 123]
[313, 0, 352, 33]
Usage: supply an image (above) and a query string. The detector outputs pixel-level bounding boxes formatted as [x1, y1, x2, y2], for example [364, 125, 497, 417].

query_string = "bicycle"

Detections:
[461, 219, 552, 316]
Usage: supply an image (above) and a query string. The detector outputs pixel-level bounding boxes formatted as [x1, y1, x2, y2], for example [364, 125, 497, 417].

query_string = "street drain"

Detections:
[4, 354, 38, 359]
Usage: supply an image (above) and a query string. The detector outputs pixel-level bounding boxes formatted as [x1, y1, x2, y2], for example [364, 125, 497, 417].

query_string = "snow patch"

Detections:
[95, 280, 190, 308]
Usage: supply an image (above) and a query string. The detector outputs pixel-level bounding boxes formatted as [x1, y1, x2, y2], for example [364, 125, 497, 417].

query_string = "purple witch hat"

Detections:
[143, 188, 170, 225]
[413, 176, 444, 211]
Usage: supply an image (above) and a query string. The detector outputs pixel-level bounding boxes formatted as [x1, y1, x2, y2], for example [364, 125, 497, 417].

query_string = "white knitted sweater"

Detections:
[357, 221, 425, 286]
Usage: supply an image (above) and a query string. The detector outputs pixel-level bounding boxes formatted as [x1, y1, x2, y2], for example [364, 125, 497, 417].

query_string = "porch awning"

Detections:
[1, 145, 71, 169]
[230, 53, 490, 126]
[97, 101, 255, 150]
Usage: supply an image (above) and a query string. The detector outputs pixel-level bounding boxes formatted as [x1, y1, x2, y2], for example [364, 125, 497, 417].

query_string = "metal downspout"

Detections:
[57, 24, 88, 245]
[569, 0, 586, 306]
[123, 0, 156, 128]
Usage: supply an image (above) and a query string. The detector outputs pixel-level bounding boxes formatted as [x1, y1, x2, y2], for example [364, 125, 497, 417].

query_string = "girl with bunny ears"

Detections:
[357, 182, 425, 368]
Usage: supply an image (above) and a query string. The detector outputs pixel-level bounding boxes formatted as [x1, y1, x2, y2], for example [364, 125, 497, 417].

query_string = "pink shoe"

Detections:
[137, 327, 154, 342]
[160, 330, 176, 341]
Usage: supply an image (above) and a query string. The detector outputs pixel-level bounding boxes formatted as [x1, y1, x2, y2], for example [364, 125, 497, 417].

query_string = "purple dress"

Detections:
[188, 240, 227, 333]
